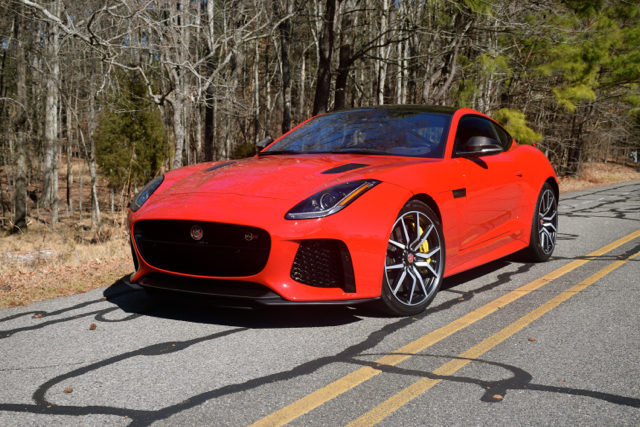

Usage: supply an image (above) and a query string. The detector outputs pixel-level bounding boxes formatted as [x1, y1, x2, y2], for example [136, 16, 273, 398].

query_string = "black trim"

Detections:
[127, 275, 378, 308]
[205, 161, 236, 172]
[257, 297, 379, 306]
[130, 239, 140, 272]
[453, 188, 466, 198]
[321, 163, 370, 174]
[136, 273, 279, 299]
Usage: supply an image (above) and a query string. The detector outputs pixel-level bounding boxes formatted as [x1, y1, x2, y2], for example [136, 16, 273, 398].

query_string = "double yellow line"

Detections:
[252, 229, 640, 427]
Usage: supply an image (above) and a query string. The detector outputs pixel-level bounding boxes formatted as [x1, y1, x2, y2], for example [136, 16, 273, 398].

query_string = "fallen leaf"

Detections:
[528, 337, 537, 342]
[558, 379, 565, 382]
[102, 297, 107, 301]
[89, 324, 97, 330]
[492, 395, 503, 400]
[412, 318, 418, 321]
[64, 388, 73, 393]
[33, 313, 42, 318]
[458, 298, 464, 301]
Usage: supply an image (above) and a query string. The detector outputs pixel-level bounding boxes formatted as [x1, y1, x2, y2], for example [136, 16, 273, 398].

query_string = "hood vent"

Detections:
[205, 161, 236, 172]
[321, 163, 370, 175]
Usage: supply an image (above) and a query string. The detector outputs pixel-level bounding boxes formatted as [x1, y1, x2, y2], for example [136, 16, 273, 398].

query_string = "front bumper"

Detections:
[128, 182, 412, 302]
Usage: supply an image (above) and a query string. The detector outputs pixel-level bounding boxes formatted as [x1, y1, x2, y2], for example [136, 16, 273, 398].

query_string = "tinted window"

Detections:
[263, 109, 452, 158]
[491, 122, 513, 151]
[454, 116, 501, 154]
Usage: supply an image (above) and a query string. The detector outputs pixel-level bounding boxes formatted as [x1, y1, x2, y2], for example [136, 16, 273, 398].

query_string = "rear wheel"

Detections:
[379, 200, 445, 316]
[524, 182, 558, 262]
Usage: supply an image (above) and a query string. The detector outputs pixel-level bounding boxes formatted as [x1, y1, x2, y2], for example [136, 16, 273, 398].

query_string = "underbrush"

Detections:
[558, 162, 640, 193]
[0, 212, 132, 308]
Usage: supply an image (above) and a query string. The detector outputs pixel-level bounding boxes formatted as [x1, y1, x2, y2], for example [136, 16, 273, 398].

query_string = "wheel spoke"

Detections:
[543, 211, 556, 222]
[412, 224, 433, 251]
[388, 239, 405, 250]
[543, 222, 557, 232]
[407, 269, 417, 304]
[392, 269, 407, 295]
[415, 247, 440, 259]
[415, 212, 421, 242]
[386, 263, 404, 270]
[401, 217, 410, 245]
[412, 265, 428, 298]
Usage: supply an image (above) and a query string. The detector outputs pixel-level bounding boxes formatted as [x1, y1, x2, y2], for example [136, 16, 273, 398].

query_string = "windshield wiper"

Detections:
[330, 148, 389, 155]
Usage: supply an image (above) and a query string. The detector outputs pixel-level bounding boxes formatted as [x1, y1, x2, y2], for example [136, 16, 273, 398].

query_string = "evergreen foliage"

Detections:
[492, 109, 543, 145]
[95, 74, 169, 191]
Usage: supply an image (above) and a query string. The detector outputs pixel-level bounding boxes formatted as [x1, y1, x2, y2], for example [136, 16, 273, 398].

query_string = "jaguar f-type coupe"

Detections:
[127, 106, 558, 315]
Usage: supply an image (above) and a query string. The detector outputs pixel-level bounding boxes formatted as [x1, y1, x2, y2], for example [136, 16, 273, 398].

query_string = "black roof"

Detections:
[324, 105, 458, 116]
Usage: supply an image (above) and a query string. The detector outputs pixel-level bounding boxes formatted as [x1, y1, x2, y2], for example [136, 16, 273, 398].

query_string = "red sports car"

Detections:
[127, 106, 558, 316]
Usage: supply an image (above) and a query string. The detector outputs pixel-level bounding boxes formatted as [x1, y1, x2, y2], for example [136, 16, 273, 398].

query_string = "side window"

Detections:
[454, 116, 501, 155]
[491, 122, 513, 151]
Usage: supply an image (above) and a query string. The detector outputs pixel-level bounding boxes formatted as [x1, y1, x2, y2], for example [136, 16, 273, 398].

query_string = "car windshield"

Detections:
[262, 109, 452, 158]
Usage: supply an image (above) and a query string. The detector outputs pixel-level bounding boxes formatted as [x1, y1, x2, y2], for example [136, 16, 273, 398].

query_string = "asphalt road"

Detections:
[1, 181, 639, 427]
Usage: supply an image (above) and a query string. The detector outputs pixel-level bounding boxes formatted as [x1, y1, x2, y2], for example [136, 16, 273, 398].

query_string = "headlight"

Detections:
[285, 180, 380, 220]
[130, 175, 164, 212]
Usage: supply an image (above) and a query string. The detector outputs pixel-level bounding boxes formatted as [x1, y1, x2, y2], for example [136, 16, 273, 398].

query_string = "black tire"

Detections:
[379, 200, 445, 316]
[523, 182, 558, 262]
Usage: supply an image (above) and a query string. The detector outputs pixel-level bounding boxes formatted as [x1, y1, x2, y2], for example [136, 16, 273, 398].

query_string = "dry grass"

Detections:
[0, 214, 133, 308]
[1, 159, 639, 309]
[559, 161, 640, 193]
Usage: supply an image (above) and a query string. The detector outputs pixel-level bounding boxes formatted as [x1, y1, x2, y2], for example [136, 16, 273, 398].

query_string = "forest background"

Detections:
[1, 0, 640, 238]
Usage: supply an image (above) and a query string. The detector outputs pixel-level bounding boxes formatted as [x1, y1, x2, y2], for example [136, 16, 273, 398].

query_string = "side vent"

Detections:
[321, 163, 370, 174]
[205, 161, 236, 172]
[291, 240, 356, 292]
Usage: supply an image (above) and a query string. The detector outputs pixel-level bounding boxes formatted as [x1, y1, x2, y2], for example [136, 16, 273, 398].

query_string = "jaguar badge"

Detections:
[245, 232, 258, 241]
[191, 225, 204, 241]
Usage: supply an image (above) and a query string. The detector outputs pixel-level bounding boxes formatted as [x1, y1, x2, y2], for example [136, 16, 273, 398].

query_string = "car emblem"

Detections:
[191, 225, 204, 241]
[407, 253, 414, 263]
[245, 232, 258, 241]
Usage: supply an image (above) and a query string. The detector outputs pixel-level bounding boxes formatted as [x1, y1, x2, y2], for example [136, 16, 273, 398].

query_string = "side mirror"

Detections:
[256, 137, 274, 152]
[456, 136, 503, 157]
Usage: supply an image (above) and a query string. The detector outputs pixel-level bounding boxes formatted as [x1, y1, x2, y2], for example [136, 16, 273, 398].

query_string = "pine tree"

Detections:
[95, 73, 169, 194]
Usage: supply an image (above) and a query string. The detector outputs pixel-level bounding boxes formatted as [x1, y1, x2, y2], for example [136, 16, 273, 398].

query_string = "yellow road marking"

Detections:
[250, 229, 640, 427]
[348, 249, 640, 427]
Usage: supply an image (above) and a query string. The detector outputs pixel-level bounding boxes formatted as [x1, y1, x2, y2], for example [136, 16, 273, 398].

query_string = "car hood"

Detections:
[157, 154, 435, 201]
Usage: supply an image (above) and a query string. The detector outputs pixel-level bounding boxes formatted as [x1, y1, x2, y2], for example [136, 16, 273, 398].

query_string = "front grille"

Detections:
[133, 220, 270, 277]
[291, 240, 355, 292]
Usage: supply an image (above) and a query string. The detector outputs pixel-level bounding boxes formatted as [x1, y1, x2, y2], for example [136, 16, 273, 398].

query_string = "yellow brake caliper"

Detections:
[418, 225, 430, 264]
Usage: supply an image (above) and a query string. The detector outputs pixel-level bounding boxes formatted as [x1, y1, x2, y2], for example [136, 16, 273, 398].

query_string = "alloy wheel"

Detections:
[538, 189, 557, 255]
[385, 211, 442, 306]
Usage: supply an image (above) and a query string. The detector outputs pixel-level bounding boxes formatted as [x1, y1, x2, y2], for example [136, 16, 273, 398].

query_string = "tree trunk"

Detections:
[42, 0, 60, 208]
[254, 39, 261, 142]
[88, 86, 101, 230]
[66, 103, 73, 214]
[204, 85, 215, 162]
[299, 50, 306, 122]
[334, 44, 351, 110]
[275, 0, 293, 133]
[171, 93, 186, 168]
[312, 0, 340, 115]
[12, 6, 28, 233]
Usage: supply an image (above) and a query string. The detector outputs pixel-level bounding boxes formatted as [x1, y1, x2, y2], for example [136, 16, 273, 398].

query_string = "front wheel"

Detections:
[523, 182, 558, 262]
[379, 200, 445, 316]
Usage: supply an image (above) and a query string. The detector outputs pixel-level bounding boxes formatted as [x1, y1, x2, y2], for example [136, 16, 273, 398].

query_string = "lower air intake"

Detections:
[290, 239, 355, 292]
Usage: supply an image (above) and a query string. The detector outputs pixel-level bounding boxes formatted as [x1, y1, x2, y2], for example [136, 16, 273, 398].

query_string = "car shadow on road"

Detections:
[103, 255, 532, 329]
